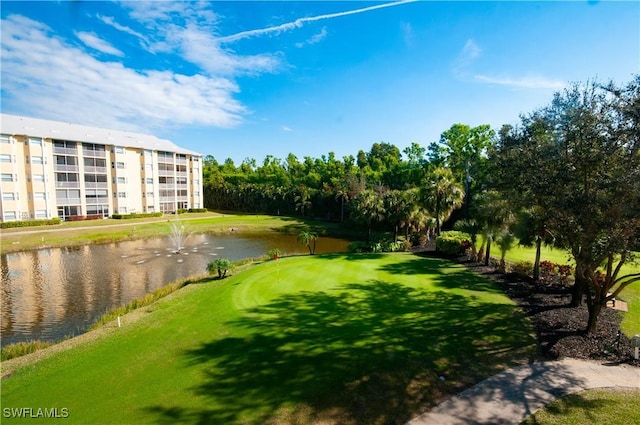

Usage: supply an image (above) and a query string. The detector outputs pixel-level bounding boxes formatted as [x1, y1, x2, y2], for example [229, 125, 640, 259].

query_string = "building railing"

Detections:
[176, 158, 187, 165]
[84, 166, 107, 174]
[159, 196, 176, 202]
[84, 182, 109, 189]
[53, 147, 78, 156]
[85, 197, 109, 204]
[54, 164, 79, 172]
[159, 184, 176, 189]
[56, 198, 82, 206]
[158, 169, 174, 177]
[55, 181, 80, 188]
[83, 149, 107, 158]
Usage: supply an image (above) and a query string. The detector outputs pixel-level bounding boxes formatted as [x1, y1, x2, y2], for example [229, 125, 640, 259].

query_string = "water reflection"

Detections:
[1, 233, 348, 345]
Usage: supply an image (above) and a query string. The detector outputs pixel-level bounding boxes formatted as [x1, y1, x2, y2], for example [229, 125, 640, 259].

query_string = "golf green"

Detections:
[1, 253, 535, 425]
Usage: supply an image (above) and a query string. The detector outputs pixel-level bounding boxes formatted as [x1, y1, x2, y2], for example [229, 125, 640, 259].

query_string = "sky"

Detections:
[1, 1, 638, 163]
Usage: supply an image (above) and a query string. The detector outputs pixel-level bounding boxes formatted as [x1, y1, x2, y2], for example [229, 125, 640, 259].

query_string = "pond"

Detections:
[1, 232, 350, 345]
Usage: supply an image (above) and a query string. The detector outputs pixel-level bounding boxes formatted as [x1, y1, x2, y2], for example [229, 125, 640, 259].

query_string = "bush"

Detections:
[207, 258, 234, 279]
[112, 212, 163, 219]
[347, 240, 410, 253]
[188, 208, 208, 213]
[435, 231, 471, 256]
[1, 218, 62, 229]
[511, 261, 534, 277]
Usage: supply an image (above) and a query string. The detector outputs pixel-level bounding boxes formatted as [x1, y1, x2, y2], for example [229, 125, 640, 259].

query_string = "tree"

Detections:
[473, 190, 513, 266]
[294, 187, 312, 217]
[511, 208, 556, 281]
[207, 258, 234, 279]
[454, 219, 481, 261]
[420, 167, 464, 236]
[496, 77, 640, 334]
[297, 230, 318, 255]
[351, 189, 385, 241]
[495, 231, 517, 273]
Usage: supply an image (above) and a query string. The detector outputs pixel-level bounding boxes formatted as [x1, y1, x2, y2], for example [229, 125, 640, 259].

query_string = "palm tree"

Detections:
[351, 189, 385, 241]
[473, 190, 513, 266]
[294, 187, 312, 217]
[496, 231, 517, 273]
[421, 167, 464, 236]
[297, 230, 318, 255]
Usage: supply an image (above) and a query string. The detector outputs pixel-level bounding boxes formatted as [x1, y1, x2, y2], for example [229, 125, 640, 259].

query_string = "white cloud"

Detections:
[452, 38, 481, 78]
[1, 14, 245, 131]
[281, 125, 293, 132]
[218, 0, 416, 43]
[295, 27, 328, 48]
[98, 14, 150, 47]
[474, 74, 566, 89]
[75, 31, 124, 57]
[401, 22, 414, 47]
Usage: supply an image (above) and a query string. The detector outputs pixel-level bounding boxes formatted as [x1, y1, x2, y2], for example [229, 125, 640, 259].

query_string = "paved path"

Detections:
[406, 359, 640, 425]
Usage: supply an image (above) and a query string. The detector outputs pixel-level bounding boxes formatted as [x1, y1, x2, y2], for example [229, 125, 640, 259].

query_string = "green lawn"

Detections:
[520, 388, 640, 425]
[1, 253, 535, 425]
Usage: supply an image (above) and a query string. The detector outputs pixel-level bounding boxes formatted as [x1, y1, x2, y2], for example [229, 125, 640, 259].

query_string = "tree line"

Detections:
[203, 76, 640, 334]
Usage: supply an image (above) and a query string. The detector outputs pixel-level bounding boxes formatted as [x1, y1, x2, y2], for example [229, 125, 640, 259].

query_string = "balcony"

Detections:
[56, 198, 82, 206]
[54, 164, 79, 172]
[159, 196, 176, 202]
[83, 149, 106, 158]
[176, 171, 188, 178]
[176, 157, 187, 165]
[55, 181, 80, 189]
[86, 197, 109, 205]
[157, 155, 174, 164]
[53, 147, 78, 156]
[158, 169, 174, 177]
[84, 181, 109, 189]
[84, 166, 107, 174]
[159, 184, 176, 190]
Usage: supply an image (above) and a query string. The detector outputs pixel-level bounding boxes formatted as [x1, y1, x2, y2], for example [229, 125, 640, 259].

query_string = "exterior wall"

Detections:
[0, 117, 203, 222]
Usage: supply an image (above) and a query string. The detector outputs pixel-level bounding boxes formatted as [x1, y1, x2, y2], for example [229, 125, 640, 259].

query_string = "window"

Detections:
[116, 162, 125, 169]
[1, 154, 13, 163]
[35, 210, 48, 219]
[29, 137, 43, 146]
[1, 173, 14, 182]
[33, 174, 45, 182]
[55, 155, 76, 165]
[56, 173, 79, 182]
[84, 157, 106, 167]
[34, 192, 46, 200]
[118, 207, 128, 214]
[3, 211, 17, 221]
[146, 191, 154, 197]
[115, 146, 125, 154]
[146, 178, 153, 184]
[117, 176, 127, 184]
[192, 157, 200, 163]
[118, 192, 127, 198]
[1, 134, 11, 144]
[2, 192, 16, 200]
[31, 156, 44, 164]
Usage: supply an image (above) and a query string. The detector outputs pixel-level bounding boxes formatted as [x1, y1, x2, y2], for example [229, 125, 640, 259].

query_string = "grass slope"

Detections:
[1, 253, 535, 425]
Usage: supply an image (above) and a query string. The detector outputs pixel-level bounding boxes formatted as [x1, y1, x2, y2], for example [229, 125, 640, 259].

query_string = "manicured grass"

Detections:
[1, 253, 535, 425]
[520, 388, 640, 425]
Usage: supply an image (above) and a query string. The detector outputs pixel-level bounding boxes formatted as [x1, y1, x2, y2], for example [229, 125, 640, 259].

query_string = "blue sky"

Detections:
[1, 1, 638, 163]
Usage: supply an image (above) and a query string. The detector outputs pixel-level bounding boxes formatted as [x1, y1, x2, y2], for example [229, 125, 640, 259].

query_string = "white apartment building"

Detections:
[0, 114, 204, 222]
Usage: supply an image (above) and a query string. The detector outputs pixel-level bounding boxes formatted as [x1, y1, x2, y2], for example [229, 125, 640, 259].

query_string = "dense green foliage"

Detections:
[0, 217, 62, 228]
[112, 212, 163, 219]
[435, 230, 471, 256]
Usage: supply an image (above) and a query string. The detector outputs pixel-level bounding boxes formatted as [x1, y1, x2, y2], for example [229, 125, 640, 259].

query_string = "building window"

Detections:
[146, 191, 154, 197]
[1, 134, 11, 144]
[31, 156, 44, 164]
[34, 192, 46, 200]
[29, 137, 43, 146]
[1, 173, 14, 182]
[35, 210, 48, 219]
[33, 174, 45, 182]
[2, 192, 17, 200]
[3, 211, 17, 221]
[117, 176, 127, 184]
[1, 154, 13, 163]
[115, 146, 125, 154]
[118, 192, 127, 198]
[116, 162, 125, 169]
[146, 178, 153, 184]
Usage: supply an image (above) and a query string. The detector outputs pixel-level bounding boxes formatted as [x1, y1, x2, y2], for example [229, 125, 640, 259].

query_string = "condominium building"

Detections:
[0, 114, 204, 222]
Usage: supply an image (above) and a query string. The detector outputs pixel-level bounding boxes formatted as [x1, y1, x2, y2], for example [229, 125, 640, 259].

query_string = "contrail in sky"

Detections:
[218, 0, 417, 43]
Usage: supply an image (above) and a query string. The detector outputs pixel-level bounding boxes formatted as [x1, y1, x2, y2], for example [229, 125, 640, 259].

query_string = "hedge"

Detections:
[111, 212, 163, 219]
[1, 218, 62, 229]
[435, 230, 471, 256]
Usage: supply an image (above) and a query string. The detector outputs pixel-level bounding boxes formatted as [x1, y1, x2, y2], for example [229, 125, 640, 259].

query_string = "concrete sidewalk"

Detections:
[406, 358, 640, 425]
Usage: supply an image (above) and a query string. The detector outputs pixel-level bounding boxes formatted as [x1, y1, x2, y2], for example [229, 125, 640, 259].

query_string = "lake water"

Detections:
[1, 233, 349, 345]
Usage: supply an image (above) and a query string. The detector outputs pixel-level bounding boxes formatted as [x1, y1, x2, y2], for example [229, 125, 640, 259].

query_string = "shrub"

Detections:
[1, 218, 62, 229]
[188, 208, 208, 213]
[267, 248, 281, 260]
[557, 264, 574, 285]
[1, 340, 53, 361]
[347, 240, 410, 253]
[435, 231, 471, 256]
[207, 258, 234, 279]
[511, 261, 534, 277]
[112, 212, 163, 219]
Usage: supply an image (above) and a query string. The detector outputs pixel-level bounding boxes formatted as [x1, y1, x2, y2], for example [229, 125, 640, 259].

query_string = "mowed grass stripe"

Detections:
[1, 253, 535, 425]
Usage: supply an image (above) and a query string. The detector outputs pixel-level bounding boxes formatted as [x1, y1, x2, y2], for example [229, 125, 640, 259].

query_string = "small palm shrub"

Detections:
[207, 258, 234, 279]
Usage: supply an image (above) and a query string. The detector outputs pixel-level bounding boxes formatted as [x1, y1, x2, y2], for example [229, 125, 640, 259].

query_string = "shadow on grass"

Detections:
[144, 280, 535, 425]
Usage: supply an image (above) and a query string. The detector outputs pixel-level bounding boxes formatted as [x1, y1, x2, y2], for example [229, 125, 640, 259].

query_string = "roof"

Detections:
[0, 114, 201, 156]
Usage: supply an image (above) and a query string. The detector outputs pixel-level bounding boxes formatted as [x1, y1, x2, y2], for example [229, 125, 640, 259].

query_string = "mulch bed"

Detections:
[448, 255, 639, 367]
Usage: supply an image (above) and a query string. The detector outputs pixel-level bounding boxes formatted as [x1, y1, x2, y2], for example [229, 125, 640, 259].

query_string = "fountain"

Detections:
[168, 219, 190, 254]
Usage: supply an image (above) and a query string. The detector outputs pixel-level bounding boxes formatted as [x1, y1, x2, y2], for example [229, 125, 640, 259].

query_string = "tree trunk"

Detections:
[484, 239, 492, 266]
[586, 300, 602, 335]
[393, 224, 398, 243]
[533, 238, 542, 281]
[570, 274, 586, 307]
